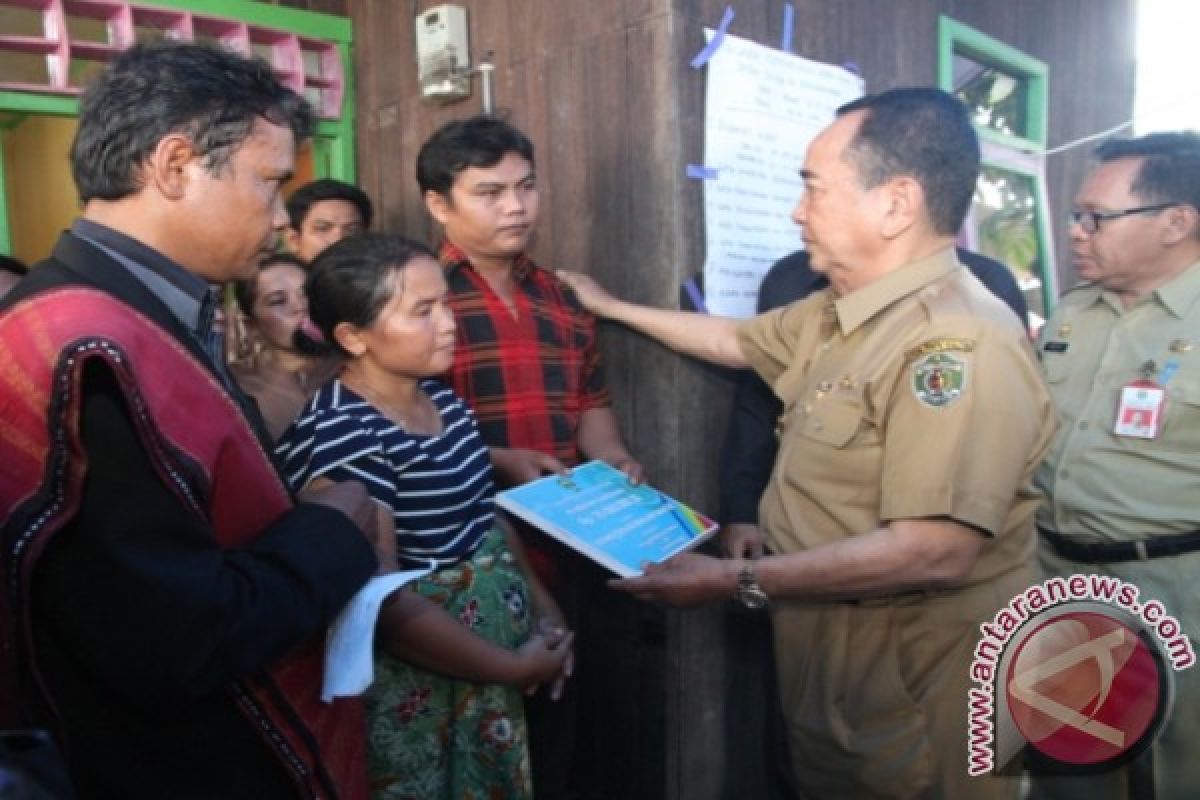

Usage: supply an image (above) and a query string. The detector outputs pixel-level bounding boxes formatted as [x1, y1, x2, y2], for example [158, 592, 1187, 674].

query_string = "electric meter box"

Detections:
[416, 4, 470, 104]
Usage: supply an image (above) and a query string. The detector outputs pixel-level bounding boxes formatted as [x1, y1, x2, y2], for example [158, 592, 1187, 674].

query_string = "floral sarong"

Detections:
[367, 528, 534, 800]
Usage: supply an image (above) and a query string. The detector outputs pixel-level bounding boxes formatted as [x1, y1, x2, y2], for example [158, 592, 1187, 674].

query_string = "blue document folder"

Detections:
[495, 460, 718, 577]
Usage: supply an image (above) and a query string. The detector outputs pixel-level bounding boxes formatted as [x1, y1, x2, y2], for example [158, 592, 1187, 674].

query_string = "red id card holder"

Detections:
[1113, 378, 1166, 439]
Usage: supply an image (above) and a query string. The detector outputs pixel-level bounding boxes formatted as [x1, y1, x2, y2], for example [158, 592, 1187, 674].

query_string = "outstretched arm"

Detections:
[612, 518, 986, 607]
[556, 271, 747, 368]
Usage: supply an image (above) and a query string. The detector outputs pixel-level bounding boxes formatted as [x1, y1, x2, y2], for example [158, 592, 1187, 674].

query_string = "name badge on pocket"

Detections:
[1114, 380, 1166, 439]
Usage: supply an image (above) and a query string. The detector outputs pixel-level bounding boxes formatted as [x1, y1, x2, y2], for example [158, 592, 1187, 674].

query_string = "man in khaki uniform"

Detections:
[1030, 133, 1200, 800]
[558, 88, 1054, 799]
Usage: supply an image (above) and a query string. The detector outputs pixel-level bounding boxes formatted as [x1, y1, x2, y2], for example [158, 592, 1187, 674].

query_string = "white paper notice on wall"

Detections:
[700, 31, 863, 318]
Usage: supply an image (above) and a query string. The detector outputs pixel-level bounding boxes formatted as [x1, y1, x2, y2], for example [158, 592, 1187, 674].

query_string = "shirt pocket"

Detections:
[1163, 375, 1200, 451]
[776, 390, 883, 500]
[793, 396, 869, 449]
[1039, 352, 1073, 385]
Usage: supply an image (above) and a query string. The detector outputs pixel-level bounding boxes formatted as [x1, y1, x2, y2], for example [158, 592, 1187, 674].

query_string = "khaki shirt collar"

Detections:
[1086, 259, 1200, 318]
[1152, 259, 1200, 318]
[833, 246, 960, 336]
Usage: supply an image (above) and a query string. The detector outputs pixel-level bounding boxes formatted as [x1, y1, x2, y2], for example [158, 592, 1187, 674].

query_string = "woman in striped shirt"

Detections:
[277, 234, 571, 800]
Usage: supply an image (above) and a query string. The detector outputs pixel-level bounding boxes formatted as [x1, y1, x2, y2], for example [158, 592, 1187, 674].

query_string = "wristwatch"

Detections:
[735, 562, 769, 609]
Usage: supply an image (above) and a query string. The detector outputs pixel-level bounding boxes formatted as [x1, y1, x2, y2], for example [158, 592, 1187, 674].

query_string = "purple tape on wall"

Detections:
[683, 277, 708, 314]
[781, 4, 794, 52]
[842, 61, 861, 76]
[690, 6, 736, 69]
[686, 164, 719, 180]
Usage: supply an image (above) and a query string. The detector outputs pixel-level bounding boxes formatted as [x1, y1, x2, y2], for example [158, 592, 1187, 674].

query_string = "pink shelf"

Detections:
[298, 35, 342, 118]
[191, 15, 247, 53]
[1, 0, 59, 10]
[0, 33, 60, 53]
[67, 39, 119, 60]
[131, 6, 191, 39]
[0, 0, 345, 118]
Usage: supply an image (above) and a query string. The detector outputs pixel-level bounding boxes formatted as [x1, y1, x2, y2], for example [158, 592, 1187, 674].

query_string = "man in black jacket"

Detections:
[0, 41, 390, 800]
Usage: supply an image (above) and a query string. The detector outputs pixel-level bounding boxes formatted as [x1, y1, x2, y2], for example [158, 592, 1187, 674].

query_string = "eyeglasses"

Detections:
[1068, 203, 1180, 234]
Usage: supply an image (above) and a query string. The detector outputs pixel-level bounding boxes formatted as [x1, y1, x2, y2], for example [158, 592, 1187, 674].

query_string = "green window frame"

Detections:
[0, 0, 357, 256]
[938, 16, 1048, 151]
[938, 15, 1057, 319]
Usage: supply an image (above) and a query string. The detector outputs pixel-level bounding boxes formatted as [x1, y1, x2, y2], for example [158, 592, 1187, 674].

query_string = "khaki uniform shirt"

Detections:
[734, 248, 1055, 799]
[739, 247, 1055, 583]
[1034, 261, 1200, 541]
[1029, 262, 1200, 800]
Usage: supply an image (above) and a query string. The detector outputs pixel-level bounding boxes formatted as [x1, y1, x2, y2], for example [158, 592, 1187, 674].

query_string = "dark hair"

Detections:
[285, 178, 374, 230]
[0, 254, 26, 277]
[836, 88, 980, 235]
[416, 115, 535, 196]
[306, 234, 437, 356]
[71, 39, 314, 204]
[1095, 131, 1200, 213]
[234, 252, 309, 317]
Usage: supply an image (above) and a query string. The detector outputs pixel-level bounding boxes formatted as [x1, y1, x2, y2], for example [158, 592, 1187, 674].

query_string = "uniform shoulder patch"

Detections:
[904, 337, 976, 361]
[911, 350, 968, 408]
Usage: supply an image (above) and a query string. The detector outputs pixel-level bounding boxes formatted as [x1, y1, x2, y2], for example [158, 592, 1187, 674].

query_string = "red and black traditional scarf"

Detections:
[0, 288, 367, 799]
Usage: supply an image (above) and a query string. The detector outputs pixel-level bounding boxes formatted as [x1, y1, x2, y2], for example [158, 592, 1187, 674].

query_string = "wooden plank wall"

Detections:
[280, 1, 1135, 798]
[340, 3, 695, 797]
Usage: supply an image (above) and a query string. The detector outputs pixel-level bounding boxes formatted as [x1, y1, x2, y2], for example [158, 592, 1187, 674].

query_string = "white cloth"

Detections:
[322, 568, 432, 703]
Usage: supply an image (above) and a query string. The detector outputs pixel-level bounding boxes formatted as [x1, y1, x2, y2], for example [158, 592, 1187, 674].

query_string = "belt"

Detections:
[843, 586, 955, 607]
[1038, 525, 1200, 563]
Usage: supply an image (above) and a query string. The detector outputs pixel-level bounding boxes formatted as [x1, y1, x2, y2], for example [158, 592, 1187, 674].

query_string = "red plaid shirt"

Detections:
[440, 242, 611, 466]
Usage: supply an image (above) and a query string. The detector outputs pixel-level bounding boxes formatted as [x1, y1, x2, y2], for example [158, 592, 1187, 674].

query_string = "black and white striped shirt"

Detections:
[277, 378, 494, 570]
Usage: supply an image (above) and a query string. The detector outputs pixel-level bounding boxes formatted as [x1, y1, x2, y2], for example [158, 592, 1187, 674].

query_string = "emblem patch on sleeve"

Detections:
[912, 351, 967, 408]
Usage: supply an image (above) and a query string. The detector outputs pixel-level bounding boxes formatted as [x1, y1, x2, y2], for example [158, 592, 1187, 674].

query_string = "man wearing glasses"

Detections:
[1031, 132, 1200, 799]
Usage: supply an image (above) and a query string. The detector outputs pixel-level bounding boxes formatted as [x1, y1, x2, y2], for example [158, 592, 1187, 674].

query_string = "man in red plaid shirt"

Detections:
[418, 115, 643, 799]
[419, 116, 641, 486]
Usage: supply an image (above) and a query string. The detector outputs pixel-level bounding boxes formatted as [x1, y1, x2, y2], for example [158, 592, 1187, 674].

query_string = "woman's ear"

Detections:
[334, 321, 366, 357]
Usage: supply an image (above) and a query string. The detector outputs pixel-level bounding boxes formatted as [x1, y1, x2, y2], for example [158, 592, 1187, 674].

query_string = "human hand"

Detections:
[719, 523, 766, 560]
[299, 478, 396, 572]
[609, 553, 737, 608]
[607, 455, 645, 486]
[513, 629, 575, 694]
[531, 612, 574, 701]
[491, 447, 569, 486]
[555, 270, 621, 317]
